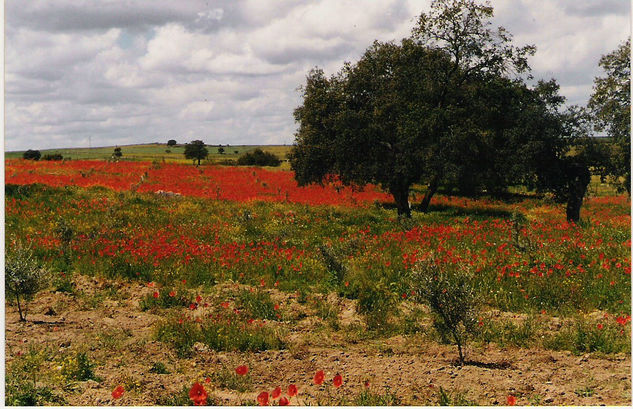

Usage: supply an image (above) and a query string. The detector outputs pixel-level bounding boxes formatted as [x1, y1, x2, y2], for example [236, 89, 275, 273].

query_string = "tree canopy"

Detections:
[588, 39, 631, 193]
[184, 140, 208, 166]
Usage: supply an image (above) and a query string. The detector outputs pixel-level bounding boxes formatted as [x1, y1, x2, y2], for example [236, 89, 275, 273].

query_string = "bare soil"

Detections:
[5, 275, 631, 406]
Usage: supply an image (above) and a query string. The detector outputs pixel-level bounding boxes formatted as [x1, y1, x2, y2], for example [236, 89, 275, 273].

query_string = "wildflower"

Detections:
[257, 391, 269, 406]
[260, 279, 266, 287]
[333, 374, 343, 388]
[112, 385, 124, 399]
[205, 377, 211, 383]
[169, 291, 176, 297]
[364, 380, 370, 388]
[221, 301, 230, 309]
[189, 303, 197, 310]
[235, 365, 249, 376]
[313, 370, 325, 385]
[507, 395, 516, 406]
[287, 384, 298, 397]
[597, 323, 604, 330]
[153, 291, 159, 299]
[271, 386, 281, 399]
[274, 304, 280, 311]
[189, 382, 208, 406]
[279, 396, 289, 406]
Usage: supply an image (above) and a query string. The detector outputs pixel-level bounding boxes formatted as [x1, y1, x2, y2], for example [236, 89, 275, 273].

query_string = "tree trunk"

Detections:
[16, 293, 25, 321]
[389, 184, 411, 218]
[420, 175, 441, 213]
[565, 163, 591, 223]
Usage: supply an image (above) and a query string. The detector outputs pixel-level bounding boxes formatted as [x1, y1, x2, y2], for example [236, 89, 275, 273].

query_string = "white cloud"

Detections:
[4, 0, 630, 151]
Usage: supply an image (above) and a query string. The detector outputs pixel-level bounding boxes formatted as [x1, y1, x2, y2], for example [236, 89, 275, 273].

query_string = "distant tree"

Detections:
[112, 147, 122, 160]
[184, 140, 208, 166]
[167, 139, 177, 146]
[218, 147, 225, 154]
[23, 150, 41, 161]
[588, 39, 631, 193]
[234, 150, 239, 155]
[237, 149, 281, 167]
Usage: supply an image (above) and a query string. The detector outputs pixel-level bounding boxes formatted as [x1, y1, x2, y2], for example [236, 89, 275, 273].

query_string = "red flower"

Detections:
[597, 323, 604, 330]
[169, 291, 176, 297]
[189, 303, 197, 310]
[279, 396, 289, 406]
[153, 291, 159, 298]
[274, 304, 280, 311]
[364, 380, 370, 388]
[507, 395, 517, 406]
[235, 365, 249, 376]
[147, 282, 155, 287]
[287, 384, 298, 397]
[112, 385, 124, 399]
[205, 377, 211, 383]
[313, 370, 325, 385]
[333, 374, 343, 388]
[196, 295, 202, 303]
[257, 391, 269, 406]
[189, 382, 208, 406]
[260, 279, 266, 287]
[221, 301, 230, 309]
[271, 386, 281, 399]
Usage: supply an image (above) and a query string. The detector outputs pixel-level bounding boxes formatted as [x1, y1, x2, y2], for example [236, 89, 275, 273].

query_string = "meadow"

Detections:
[4, 157, 631, 406]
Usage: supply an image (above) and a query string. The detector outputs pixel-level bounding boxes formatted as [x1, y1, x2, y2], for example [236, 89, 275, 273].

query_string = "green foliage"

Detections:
[139, 289, 191, 311]
[412, 261, 480, 364]
[61, 352, 100, 382]
[42, 153, 64, 161]
[437, 386, 476, 406]
[543, 318, 631, 355]
[22, 149, 41, 161]
[352, 389, 401, 405]
[588, 39, 631, 193]
[236, 288, 278, 320]
[149, 361, 170, 374]
[5, 347, 66, 406]
[237, 148, 281, 167]
[209, 366, 252, 392]
[167, 139, 177, 146]
[184, 140, 209, 165]
[155, 316, 286, 357]
[5, 240, 50, 321]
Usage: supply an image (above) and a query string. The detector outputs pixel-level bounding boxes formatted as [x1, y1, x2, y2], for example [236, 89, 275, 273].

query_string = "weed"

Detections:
[236, 288, 278, 320]
[353, 389, 402, 405]
[149, 361, 170, 374]
[437, 386, 476, 406]
[139, 288, 191, 311]
[61, 352, 100, 382]
[209, 366, 252, 392]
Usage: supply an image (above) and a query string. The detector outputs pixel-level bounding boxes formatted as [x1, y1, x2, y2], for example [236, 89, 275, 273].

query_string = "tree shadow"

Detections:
[451, 359, 514, 369]
[414, 203, 514, 219]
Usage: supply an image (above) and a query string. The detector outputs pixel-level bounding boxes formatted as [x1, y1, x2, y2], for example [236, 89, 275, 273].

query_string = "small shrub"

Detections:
[356, 278, 397, 332]
[139, 289, 191, 311]
[61, 352, 100, 382]
[149, 361, 170, 374]
[412, 261, 480, 365]
[353, 389, 401, 405]
[236, 288, 278, 320]
[237, 149, 281, 167]
[437, 386, 476, 406]
[42, 153, 63, 161]
[543, 318, 631, 355]
[5, 241, 50, 321]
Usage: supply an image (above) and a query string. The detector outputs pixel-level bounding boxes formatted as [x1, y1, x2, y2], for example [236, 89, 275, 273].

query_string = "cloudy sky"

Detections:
[4, 0, 630, 151]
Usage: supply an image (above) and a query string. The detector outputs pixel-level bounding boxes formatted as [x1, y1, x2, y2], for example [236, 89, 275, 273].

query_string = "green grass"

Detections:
[5, 143, 293, 168]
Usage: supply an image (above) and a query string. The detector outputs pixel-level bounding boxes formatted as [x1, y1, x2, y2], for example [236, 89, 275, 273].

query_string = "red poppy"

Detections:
[313, 370, 325, 385]
[364, 380, 370, 388]
[189, 303, 197, 310]
[169, 291, 176, 297]
[333, 374, 343, 388]
[271, 386, 281, 399]
[260, 279, 266, 287]
[597, 323, 604, 330]
[189, 382, 208, 406]
[287, 384, 298, 397]
[507, 395, 517, 406]
[257, 391, 269, 406]
[153, 291, 159, 299]
[221, 301, 230, 309]
[147, 282, 155, 287]
[235, 365, 249, 376]
[205, 377, 211, 383]
[182, 279, 187, 284]
[274, 304, 280, 311]
[279, 396, 289, 406]
[196, 295, 202, 303]
[112, 385, 124, 399]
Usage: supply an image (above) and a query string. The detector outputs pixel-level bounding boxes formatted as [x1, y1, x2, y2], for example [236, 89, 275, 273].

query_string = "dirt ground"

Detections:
[5, 275, 631, 406]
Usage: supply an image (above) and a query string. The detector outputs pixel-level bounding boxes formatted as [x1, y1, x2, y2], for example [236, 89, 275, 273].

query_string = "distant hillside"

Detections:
[5, 143, 293, 167]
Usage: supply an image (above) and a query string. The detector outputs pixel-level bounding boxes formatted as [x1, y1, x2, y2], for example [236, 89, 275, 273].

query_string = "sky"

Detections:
[4, 0, 631, 151]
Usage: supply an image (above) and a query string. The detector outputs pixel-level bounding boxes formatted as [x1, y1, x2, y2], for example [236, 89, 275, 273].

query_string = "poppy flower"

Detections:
[235, 365, 249, 376]
[112, 385, 124, 399]
[274, 304, 280, 311]
[260, 279, 266, 287]
[279, 396, 289, 406]
[189, 382, 208, 406]
[257, 391, 269, 406]
[333, 374, 343, 388]
[205, 377, 211, 383]
[271, 386, 281, 399]
[287, 384, 298, 397]
[189, 303, 197, 310]
[153, 291, 159, 298]
[597, 323, 604, 330]
[196, 295, 202, 303]
[507, 395, 517, 406]
[169, 291, 176, 297]
[364, 380, 370, 388]
[313, 370, 325, 385]
[221, 301, 230, 309]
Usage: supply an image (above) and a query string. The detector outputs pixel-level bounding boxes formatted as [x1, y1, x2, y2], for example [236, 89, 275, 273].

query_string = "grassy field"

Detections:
[4, 156, 631, 406]
[5, 144, 294, 168]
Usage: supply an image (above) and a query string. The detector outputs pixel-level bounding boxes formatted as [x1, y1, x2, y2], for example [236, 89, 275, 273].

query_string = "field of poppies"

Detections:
[4, 158, 631, 406]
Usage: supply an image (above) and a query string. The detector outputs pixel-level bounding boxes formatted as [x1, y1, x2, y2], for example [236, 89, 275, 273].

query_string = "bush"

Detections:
[42, 153, 63, 161]
[412, 261, 480, 365]
[237, 149, 281, 167]
[23, 149, 41, 161]
[167, 139, 177, 146]
[5, 241, 50, 321]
